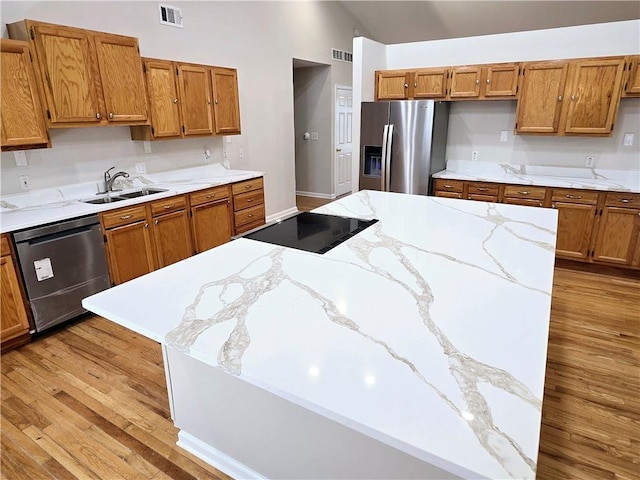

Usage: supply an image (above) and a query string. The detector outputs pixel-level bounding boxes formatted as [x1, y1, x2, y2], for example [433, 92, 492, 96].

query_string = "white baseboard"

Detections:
[177, 431, 266, 480]
[295, 190, 336, 200]
[266, 206, 298, 223]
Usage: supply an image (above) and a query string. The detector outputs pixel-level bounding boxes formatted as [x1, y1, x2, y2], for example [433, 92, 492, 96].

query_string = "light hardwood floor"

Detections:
[1, 197, 638, 479]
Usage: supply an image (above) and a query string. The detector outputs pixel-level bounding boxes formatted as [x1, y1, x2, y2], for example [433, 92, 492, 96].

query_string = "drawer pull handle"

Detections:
[444, 184, 453, 189]
[154, 220, 159, 225]
[163, 205, 174, 209]
[538, 202, 543, 207]
[245, 185, 251, 189]
[476, 187, 489, 192]
[247, 198, 253, 202]
[552, 203, 556, 208]
[144, 223, 149, 228]
[565, 194, 582, 199]
[620, 199, 631, 203]
[519, 191, 530, 195]
[119, 215, 133, 220]
[206, 194, 216, 198]
[248, 214, 254, 218]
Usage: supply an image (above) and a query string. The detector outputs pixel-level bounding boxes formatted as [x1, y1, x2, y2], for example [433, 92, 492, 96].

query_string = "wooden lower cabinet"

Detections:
[189, 185, 232, 253]
[592, 205, 640, 266]
[104, 220, 155, 285]
[1, 235, 31, 350]
[552, 202, 597, 260]
[232, 178, 265, 234]
[152, 209, 193, 268]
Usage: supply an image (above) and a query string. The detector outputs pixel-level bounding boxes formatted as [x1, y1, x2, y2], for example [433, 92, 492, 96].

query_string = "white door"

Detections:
[335, 87, 353, 196]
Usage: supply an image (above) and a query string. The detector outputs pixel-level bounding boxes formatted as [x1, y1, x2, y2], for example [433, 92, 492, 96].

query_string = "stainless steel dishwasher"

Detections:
[13, 215, 111, 333]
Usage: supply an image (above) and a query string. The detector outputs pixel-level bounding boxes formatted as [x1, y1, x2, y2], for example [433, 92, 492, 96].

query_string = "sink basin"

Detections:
[81, 188, 168, 204]
[82, 196, 126, 204]
[118, 188, 168, 199]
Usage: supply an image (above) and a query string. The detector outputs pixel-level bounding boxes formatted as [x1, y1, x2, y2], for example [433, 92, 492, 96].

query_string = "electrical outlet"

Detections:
[204, 149, 211, 163]
[14, 151, 28, 166]
[135, 162, 147, 174]
[19, 175, 30, 190]
[623, 132, 634, 146]
[143, 141, 152, 154]
[471, 150, 479, 161]
[500, 130, 508, 142]
[585, 156, 595, 168]
[223, 149, 228, 158]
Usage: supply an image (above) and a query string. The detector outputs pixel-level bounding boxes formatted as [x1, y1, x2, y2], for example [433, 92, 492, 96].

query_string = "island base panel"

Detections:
[165, 346, 465, 480]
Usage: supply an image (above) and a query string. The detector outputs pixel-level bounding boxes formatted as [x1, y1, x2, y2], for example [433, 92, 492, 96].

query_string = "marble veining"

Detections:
[84, 190, 557, 479]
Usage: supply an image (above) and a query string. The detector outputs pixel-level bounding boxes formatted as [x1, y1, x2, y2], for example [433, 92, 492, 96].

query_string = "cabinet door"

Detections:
[483, 64, 519, 97]
[152, 210, 193, 268]
[592, 207, 640, 266]
[553, 202, 597, 260]
[412, 69, 448, 98]
[1, 40, 49, 149]
[144, 59, 181, 137]
[1, 254, 30, 343]
[93, 33, 148, 123]
[515, 61, 568, 133]
[30, 22, 101, 124]
[178, 64, 214, 135]
[105, 220, 155, 285]
[211, 68, 241, 134]
[376, 71, 409, 100]
[191, 200, 232, 253]
[449, 66, 481, 98]
[562, 58, 625, 135]
[622, 55, 640, 97]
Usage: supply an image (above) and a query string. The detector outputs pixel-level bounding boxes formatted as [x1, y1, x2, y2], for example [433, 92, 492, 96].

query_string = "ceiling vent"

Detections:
[332, 48, 353, 63]
[159, 4, 183, 28]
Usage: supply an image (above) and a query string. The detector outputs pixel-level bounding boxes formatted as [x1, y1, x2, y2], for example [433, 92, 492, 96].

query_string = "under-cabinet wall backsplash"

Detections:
[0, 128, 244, 195]
[446, 99, 640, 171]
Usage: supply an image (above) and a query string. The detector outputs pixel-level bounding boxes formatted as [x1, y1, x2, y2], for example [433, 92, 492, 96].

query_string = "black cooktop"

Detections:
[242, 212, 378, 254]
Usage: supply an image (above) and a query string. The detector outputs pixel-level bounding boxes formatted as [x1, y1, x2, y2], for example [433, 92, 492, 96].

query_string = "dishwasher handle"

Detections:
[25, 224, 97, 246]
[13, 215, 100, 243]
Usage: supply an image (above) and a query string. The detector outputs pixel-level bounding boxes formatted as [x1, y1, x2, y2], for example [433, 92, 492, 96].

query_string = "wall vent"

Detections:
[332, 48, 353, 63]
[159, 4, 183, 28]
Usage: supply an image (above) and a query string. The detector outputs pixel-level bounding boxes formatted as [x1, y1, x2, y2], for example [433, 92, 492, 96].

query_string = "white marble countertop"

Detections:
[434, 160, 640, 193]
[0, 164, 263, 233]
[83, 190, 558, 479]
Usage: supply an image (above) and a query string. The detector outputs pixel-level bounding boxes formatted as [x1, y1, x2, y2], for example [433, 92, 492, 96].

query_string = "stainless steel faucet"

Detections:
[103, 167, 130, 193]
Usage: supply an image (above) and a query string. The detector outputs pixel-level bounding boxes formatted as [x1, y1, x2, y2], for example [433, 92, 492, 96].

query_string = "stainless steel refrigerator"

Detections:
[359, 101, 449, 195]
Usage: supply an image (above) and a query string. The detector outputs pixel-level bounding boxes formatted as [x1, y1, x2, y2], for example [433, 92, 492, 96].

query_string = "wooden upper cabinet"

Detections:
[27, 22, 100, 124]
[561, 57, 625, 135]
[7, 19, 148, 127]
[93, 33, 148, 123]
[0, 39, 50, 150]
[483, 63, 519, 97]
[177, 64, 214, 136]
[413, 68, 448, 98]
[516, 61, 568, 134]
[211, 67, 241, 134]
[141, 58, 182, 138]
[622, 55, 640, 97]
[376, 70, 409, 100]
[449, 66, 482, 98]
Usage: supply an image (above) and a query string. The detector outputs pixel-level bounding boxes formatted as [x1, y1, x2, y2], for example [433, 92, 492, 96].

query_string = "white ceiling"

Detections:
[339, 1, 640, 45]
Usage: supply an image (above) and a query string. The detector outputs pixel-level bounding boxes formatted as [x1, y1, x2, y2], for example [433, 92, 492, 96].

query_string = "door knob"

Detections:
[336, 148, 342, 152]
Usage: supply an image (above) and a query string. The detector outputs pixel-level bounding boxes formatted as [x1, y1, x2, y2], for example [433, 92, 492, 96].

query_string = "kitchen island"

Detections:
[83, 190, 558, 479]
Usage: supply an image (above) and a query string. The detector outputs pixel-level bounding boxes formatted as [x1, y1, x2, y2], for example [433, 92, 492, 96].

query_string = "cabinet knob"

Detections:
[475, 79, 480, 85]
[144, 223, 149, 228]
[215, 99, 219, 104]
[571, 95, 576, 101]
[404, 83, 408, 88]
[154, 220, 159, 225]
[558, 95, 562, 101]
[486, 79, 490, 84]
[248, 214, 254, 218]
[207, 99, 211, 105]
[109, 112, 114, 119]
[173, 98, 178, 104]
[96, 112, 102, 120]
[414, 82, 417, 88]
[552, 203, 556, 208]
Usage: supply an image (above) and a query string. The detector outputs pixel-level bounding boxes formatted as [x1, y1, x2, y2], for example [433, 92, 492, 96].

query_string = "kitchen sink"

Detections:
[118, 188, 168, 198]
[81, 188, 168, 204]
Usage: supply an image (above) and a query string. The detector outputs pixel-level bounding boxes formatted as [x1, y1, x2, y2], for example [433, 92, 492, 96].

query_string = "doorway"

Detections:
[334, 86, 353, 196]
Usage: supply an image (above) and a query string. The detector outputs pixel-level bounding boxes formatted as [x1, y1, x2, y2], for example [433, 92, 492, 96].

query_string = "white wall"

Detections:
[352, 20, 640, 190]
[0, 1, 368, 217]
[294, 65, 332, 196]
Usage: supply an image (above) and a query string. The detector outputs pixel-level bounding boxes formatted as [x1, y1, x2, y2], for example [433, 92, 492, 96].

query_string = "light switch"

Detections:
[143, 141, 152, 154]
[500, 130, 508, 142]
[14, 151, 28, 166]
[623, 132, 634, 146]
[239, 148, 244, 158]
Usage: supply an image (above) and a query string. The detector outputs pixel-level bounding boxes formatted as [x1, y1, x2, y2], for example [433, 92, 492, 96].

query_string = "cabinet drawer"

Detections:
[468, 194, 498, 203]
[434, 191, 463, 199]
[503, 185, 546, 200]
[102, 205, 147, 229]
[236, 219, 266, 235]
[1, 236, 11, 257]
[433, 179, 463, 193]
[551, 189, 598, 205]
[149, 195, 186, 216]
[503, 198, 545, 207]
[467, 182, 500, 196]
[234, 204, 265, 228]
[604, 193, 640, 208]
[232, 177, 264, 195]
[234, 189, 264, 212]
[189, 185, 230, 207]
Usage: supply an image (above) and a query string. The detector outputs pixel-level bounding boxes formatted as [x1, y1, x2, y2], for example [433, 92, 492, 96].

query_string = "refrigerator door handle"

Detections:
[385, 124, 394, 191]
[380, 124, 390, 191]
